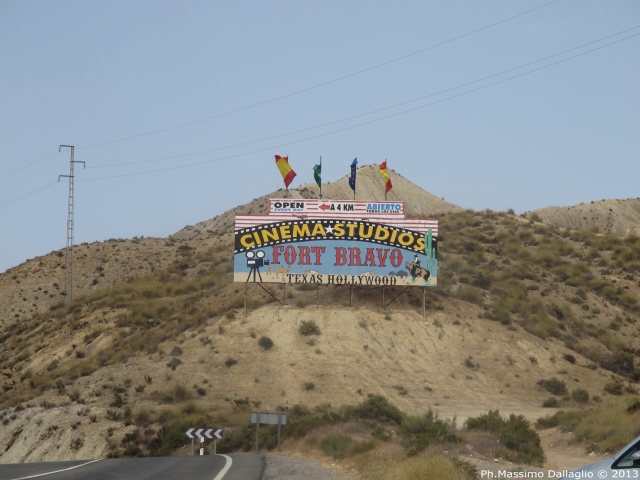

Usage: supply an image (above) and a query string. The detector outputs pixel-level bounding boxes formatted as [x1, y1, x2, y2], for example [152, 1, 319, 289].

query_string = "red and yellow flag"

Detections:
[275, 155, 296, 188]
[380, 160, 392, 193]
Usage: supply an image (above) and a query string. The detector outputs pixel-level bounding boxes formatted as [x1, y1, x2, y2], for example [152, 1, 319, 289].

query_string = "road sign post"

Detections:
[251, 412, 287, 454]
[277, 413, 282, 452]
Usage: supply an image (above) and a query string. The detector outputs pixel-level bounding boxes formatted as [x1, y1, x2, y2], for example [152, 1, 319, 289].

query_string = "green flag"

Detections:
[313, 160, 321, 189]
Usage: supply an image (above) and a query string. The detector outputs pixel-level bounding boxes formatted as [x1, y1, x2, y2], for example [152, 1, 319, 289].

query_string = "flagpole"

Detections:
[353, 160, 356, 200]
[384, 159, 387, 202]
[349, 158, 357, 201]
[320, 156, 322, 199]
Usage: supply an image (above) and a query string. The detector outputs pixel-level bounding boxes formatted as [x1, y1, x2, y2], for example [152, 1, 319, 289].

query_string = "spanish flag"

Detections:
[275, 155, 296, 188]
[380, 160, 392, 193]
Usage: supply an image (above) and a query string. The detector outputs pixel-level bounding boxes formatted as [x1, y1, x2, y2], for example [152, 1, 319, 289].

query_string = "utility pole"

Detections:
[58, 145, 85, 306]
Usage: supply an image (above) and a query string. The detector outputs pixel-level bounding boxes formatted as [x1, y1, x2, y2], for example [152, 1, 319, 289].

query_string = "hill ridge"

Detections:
[530, 197, 640, 237]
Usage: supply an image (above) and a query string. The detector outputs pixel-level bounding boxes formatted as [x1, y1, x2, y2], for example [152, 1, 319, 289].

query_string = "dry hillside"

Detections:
[530, 198, 640, 237]
[0, 169, 639, 472]
[0, 238, 182, 327]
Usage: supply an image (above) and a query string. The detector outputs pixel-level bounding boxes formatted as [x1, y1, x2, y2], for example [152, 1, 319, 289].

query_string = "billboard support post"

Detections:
[423, 287, 426, 321]
[244, 283, 247, 317]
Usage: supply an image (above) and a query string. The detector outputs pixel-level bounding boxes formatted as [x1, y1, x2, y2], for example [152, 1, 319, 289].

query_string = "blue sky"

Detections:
[1, 0, 639, 273]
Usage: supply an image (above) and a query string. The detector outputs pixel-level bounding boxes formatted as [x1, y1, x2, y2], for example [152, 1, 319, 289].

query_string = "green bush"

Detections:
[537, 378, 567, 396]
[321, 434, 352, 459]
[604, 381, 624, 396]
[599, 352, 639, 381]
[348, 394, 403, 425]
[149, 419, 193, 456]
[298, 320, 320, 336]
[133, 408, 152, 427]
[401, 409, 461, 456]
[456, 286, 484, 304]
[171, 384, 191, 402]
[571, 389, 589, 404]
[283, 404, 339, 439]
[627, 399, 640, 414]
[466, 410, 545, 466]
[535, 415, 559, 429]
[542, 397, 559, 408]
[258, 336, 273, 350]
[535, 410, 585, 432]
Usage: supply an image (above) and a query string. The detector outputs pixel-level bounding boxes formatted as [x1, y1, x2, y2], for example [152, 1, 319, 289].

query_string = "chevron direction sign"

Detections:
[185, 428, 223, 439]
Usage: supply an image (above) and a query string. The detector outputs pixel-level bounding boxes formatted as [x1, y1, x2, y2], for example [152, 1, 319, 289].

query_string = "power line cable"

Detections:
[76, 0, 562, 150]
[0, 151, 61, 180]
[86, 25, 640, 171]
[75, 32, 640, 183]
[0, 181, 59, 209]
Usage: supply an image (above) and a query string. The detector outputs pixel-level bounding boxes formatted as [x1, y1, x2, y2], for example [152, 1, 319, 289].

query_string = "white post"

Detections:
[200, 436, 204, 455]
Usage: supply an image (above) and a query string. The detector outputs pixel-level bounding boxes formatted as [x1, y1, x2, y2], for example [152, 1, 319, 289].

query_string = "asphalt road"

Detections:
[0, 454, 264, 480]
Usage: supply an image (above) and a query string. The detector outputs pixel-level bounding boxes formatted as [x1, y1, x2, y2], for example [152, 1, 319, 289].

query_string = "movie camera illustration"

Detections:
[245, 250, 270, 282]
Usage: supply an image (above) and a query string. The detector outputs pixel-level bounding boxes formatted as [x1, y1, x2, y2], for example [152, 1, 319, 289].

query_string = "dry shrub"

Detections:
[320, 433, 352, 459]
[133, 408, 153, 427]
[573, 398, 640, 453]
[361, 452, 476, 480]
[456, 286, 484, 304]
[258, 336, 273, 350]
[346, 438, 378, 456]
[537, 378, 567, 396]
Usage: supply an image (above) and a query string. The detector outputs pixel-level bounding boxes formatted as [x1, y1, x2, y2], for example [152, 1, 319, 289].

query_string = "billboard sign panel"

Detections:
[234, 217, 437, 286]
[269, 199, 404, 216]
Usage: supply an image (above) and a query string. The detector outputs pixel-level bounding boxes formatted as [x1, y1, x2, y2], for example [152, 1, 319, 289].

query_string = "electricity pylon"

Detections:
[58, 145, 85, 306]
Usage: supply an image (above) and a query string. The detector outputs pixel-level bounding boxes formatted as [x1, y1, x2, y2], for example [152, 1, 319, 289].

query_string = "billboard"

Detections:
[269, 199, 405, 216]
[234, 217, 437, 286]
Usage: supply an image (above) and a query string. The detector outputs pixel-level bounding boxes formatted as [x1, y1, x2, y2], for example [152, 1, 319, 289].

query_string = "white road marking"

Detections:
[10, 459, 102, 480]
[212, 454, 233, 480]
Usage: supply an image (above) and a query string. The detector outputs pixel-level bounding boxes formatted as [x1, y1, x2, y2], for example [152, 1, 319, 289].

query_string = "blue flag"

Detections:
[348, 158, 358, 191]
